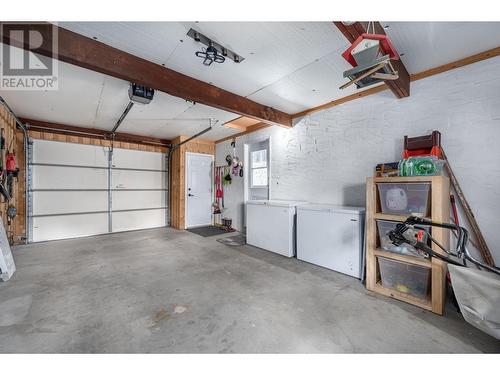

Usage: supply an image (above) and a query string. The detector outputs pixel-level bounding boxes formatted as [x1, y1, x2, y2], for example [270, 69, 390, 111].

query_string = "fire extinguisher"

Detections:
[6, 152, 19, 198]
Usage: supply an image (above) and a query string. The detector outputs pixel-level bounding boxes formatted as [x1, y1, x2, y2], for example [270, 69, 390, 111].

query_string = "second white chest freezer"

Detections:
[246, 200, 307, 257]
[297, 204, 365, 278]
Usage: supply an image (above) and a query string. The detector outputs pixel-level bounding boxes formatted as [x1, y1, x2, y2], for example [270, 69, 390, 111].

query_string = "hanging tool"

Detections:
[6, 152, 19, 198]
[219, 167, 224, 208]
[442, 149, 495, 266]
[0, 128, 5, 171]
[223, 166, 232, 184]
[214, 166, 224, 213]
[7, 205, 17, 225]
[228, 139, 243, 176]
[450, 195, 460, 226]
[0, 128, 16, 202]
[0, 96, 30, 244]
[0, 128, 7, 202]
[0, 182, 10, 201]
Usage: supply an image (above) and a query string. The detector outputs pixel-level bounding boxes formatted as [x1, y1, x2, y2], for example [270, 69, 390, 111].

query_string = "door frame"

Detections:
[243, 136, 271, 229]
[184, 152, 214, 229]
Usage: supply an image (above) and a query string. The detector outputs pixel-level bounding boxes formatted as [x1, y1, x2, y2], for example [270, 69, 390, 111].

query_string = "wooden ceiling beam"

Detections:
[21, 118, 171, 146]
[1, 22, 292, 128]
[333, 21, 410, 98]
[223, 116, 262, 131]
[215, 122, 270, 144]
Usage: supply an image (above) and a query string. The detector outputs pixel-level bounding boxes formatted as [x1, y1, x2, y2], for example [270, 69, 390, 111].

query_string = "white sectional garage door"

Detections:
[29, 139, 167, 242]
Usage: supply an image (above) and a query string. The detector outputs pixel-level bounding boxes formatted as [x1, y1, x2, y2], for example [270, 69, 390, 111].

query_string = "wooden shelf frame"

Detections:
[373, 249, 431, 268]
[365, 176, 450, 314]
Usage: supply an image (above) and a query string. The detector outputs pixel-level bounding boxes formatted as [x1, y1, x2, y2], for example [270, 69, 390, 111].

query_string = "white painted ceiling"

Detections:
[385, 22, 500, 73]
[0, 45, 241, 141]
[59, 21, 500, 114]
[2, 22, 500, 142]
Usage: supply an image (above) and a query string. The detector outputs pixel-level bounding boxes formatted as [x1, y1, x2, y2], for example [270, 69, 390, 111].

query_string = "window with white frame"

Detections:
[250, 149, 268, 187]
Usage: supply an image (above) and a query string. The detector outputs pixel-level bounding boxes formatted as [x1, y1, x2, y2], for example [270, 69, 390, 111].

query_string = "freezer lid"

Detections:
[297, 204, 365, 215]
[246, 199, 309, 207]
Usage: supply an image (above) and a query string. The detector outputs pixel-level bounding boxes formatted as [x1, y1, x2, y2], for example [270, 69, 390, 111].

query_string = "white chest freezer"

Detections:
[246, 200, 307, 257]
[297, 204, 365, 278]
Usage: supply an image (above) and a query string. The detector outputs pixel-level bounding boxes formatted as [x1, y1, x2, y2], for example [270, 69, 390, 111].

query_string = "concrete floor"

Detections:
[0, 228, 498, 353]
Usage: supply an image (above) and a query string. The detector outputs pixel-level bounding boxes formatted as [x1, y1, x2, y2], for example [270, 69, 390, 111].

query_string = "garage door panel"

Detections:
[33, 191, 108, 215]
[30, 139, 168, 242]
[33, 165, 108, 190]
[112, 190, 165, 211]
[33, 213, 109, 242]
[33, 139, 109, 167]
[112, 148, 165, 170]
[112, 169, 166, 189]
[112, 209, 166, 232]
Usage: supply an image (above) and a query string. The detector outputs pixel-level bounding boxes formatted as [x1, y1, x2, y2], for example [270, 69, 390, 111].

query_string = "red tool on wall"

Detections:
[6, 152, 19, 198]
[213, 166, 224, 220]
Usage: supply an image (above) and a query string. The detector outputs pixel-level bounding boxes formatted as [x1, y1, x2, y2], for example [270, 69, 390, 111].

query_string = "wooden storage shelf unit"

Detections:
[365, 176, 450, 315]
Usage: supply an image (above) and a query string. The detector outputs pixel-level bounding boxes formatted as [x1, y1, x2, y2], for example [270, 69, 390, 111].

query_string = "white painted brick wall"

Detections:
[216, 55, 500, 265]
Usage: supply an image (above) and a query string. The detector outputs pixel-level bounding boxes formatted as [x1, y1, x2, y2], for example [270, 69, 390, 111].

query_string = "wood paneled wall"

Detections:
[0, 105, 26, 244]
[28, 130, 167, 153]
[170, 136, 215, 229]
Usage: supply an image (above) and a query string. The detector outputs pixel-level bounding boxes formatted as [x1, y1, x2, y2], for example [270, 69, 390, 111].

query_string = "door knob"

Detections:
[188, 193, 194, 197]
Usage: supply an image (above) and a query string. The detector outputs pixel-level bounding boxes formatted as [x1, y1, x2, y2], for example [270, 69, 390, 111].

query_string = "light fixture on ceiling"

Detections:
[195, 41, 225, 66]
[187, 28, 244, 66]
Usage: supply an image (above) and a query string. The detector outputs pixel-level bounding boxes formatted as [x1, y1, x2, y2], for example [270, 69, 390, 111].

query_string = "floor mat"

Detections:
[217, 234, 246, 246]
[187, 225, 228, 237]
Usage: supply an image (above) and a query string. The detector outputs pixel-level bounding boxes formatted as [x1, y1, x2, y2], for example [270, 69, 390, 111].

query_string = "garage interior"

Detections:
[1, 19, 500, 355]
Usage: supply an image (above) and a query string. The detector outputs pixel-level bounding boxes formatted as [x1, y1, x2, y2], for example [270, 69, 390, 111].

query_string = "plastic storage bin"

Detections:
[378, 257, 431, 299]
[376, 220, 430, 258]
[377, 182, 431, 216]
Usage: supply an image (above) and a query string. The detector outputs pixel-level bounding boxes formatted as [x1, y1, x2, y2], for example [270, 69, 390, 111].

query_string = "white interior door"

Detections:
[186, 152, 213, 228]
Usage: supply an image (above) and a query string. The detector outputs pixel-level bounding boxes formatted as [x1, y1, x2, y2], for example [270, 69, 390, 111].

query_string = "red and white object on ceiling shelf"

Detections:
[342, 33, 400, 67]
[339, 29, 401, 90]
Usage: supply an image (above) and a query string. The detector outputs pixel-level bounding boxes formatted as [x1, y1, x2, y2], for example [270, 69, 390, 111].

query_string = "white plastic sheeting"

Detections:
[449, 264, 500, 340]
[0, 218, 15, 281]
